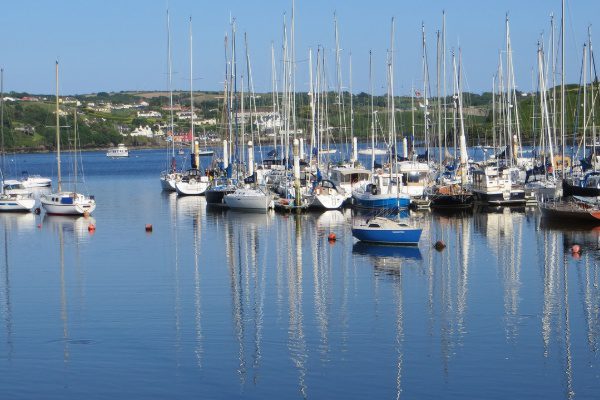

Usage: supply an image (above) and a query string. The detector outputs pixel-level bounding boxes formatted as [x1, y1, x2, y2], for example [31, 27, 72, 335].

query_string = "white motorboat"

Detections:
[0, 191, 35, 212]
[106, 143, 129, 157]
[224, 187, 273, 211]
[41, 61, 96, 216]
[20, 172, 52, 188]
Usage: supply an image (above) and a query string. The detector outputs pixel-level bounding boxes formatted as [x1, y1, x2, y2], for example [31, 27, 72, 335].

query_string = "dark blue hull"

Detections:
[352, 226, 422, 245]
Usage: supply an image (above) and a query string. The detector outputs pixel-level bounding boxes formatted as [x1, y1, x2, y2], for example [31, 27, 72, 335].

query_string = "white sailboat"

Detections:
[41, 61, 96, 216]
[159, 9, 181, 192]
[175, 17, 210, 197]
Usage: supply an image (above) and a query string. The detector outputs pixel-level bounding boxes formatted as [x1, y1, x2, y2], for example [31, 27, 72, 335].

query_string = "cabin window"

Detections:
[368, 224, 380, 228]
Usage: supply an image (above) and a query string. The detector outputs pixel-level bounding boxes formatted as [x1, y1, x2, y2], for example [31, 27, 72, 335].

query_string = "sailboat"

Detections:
[352, 213, 422, 245]
[41, 61, 96, 216]
[175, 17, 210, 197]
[159, 9, 181, 192]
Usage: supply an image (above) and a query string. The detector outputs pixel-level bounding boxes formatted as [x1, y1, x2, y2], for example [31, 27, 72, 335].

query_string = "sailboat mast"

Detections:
[437, 30, 442, 166]
[189, 16, 197, 165]
[0, 68, 4, 171]
[167, 9, 175, 165]
[56, 61, 62, 192]
[308, 48, 315, 167]
[73, 107, 78, 193]
[369, 50, 375, 172]
[561, 0, 566, 170]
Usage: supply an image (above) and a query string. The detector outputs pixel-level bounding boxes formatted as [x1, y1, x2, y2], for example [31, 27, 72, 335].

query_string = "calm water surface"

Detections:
[0, 150, 599, 399]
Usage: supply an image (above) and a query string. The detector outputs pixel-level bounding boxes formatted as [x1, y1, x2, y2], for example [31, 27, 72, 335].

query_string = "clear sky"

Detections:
[0, 0, 597, 96]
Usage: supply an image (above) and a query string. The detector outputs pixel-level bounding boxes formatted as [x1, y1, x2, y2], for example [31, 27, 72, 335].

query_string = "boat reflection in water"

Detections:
[353, 242, 422, 267]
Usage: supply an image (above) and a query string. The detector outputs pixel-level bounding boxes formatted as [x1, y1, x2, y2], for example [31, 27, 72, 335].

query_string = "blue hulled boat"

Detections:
[351, 216, 422, 245]
[352, 183, 411, 210]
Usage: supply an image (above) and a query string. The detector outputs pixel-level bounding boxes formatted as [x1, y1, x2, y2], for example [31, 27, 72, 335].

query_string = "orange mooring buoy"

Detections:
[571, 244, 581, 254]
[88, 224, 96, 233]
[145, 224, 153, 232]
[328, 232, 336, 242]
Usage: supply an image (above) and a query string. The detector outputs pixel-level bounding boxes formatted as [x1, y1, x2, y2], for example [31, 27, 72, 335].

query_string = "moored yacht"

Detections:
[106, 143, 129, 158]
[471, 166, 525, 205]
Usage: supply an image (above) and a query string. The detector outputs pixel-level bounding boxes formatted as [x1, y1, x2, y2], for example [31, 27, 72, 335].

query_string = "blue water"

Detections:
[0, 150, 599, 399]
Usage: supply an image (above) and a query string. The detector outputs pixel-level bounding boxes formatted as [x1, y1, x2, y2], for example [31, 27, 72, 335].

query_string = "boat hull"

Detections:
[175, 179, 209, 196]
[540, 202, 600, 222]
[224, 193, 273, 211]
[472, 190, 525, 205]
[0, 197, 36, 212]
[353, 193, 411, 210]
[430, 194, 474, 209]
[41, 193, 96, 215]
[205, 187, 236, 206]
[562, 179, 600, 197]
[352, 226, 422, 245]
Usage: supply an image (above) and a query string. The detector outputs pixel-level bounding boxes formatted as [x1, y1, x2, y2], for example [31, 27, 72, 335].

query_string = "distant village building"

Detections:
[254, 112, 282, 131]
[137, 110, 162, 118]
[197, 118, 217, 125]
[129, 125, 154, 138]
[176, 111, 197, 120]
[161, 104, 182, 111]
[138, 101, 149, 107]
[14, 125, 35, 135]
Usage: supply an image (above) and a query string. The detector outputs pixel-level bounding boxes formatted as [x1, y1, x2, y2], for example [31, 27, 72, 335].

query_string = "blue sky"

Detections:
[0, 0, 597, 96]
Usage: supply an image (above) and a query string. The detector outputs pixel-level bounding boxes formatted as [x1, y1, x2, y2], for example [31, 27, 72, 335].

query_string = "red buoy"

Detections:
[571, 244, 581, 254]
[88, 224, 96, 232]
[328, 232, 336, 242]
[145, 224, 153, 232]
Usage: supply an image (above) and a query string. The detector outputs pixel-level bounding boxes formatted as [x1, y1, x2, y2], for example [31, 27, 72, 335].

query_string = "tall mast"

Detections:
[349, 51, 354, 161]
[190, 16, 199, 169]
[436, 30, 442, 166]
[442, 11, 448, 157]
[422, 22, 430, 165]
[55, 61, 62, 192]
[369, 50, 375, 172]
[270, 42, 279, 157]
[583, 43, 588, 158]
[561, 0, 566, 169]
[505, 14, 513, 166]
[0, 68, 4, 172]
[551, 14, 557, 156]
[308, 48, 315, 167]
[167, 9, 175, 166]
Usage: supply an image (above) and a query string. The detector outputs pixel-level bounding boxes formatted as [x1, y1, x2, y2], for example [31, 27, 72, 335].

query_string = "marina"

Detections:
[0, 150, 598, 398]
[2, 0, 600, 397]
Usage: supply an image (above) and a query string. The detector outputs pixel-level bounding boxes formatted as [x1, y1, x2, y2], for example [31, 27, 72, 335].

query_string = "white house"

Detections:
[129, 125, 154, 138]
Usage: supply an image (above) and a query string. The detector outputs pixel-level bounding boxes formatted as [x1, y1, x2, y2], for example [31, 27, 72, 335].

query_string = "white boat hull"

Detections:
[41, 192, 96, 215]
[224, 190, 273, 211]
[0, 196, 36, 212]
[160, 174, 178, 191]
[175, 178, 210, 196]
[21, 177, 52, 188]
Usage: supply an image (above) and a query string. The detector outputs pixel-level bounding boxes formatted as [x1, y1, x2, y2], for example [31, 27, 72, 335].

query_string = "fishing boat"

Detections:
[41, 62, 96, 216]
[106, 143, 129, 158]
[352, 216, 422, 245]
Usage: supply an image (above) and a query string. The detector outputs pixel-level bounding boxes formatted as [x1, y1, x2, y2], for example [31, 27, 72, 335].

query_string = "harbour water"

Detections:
[1, 150, 600, 399]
